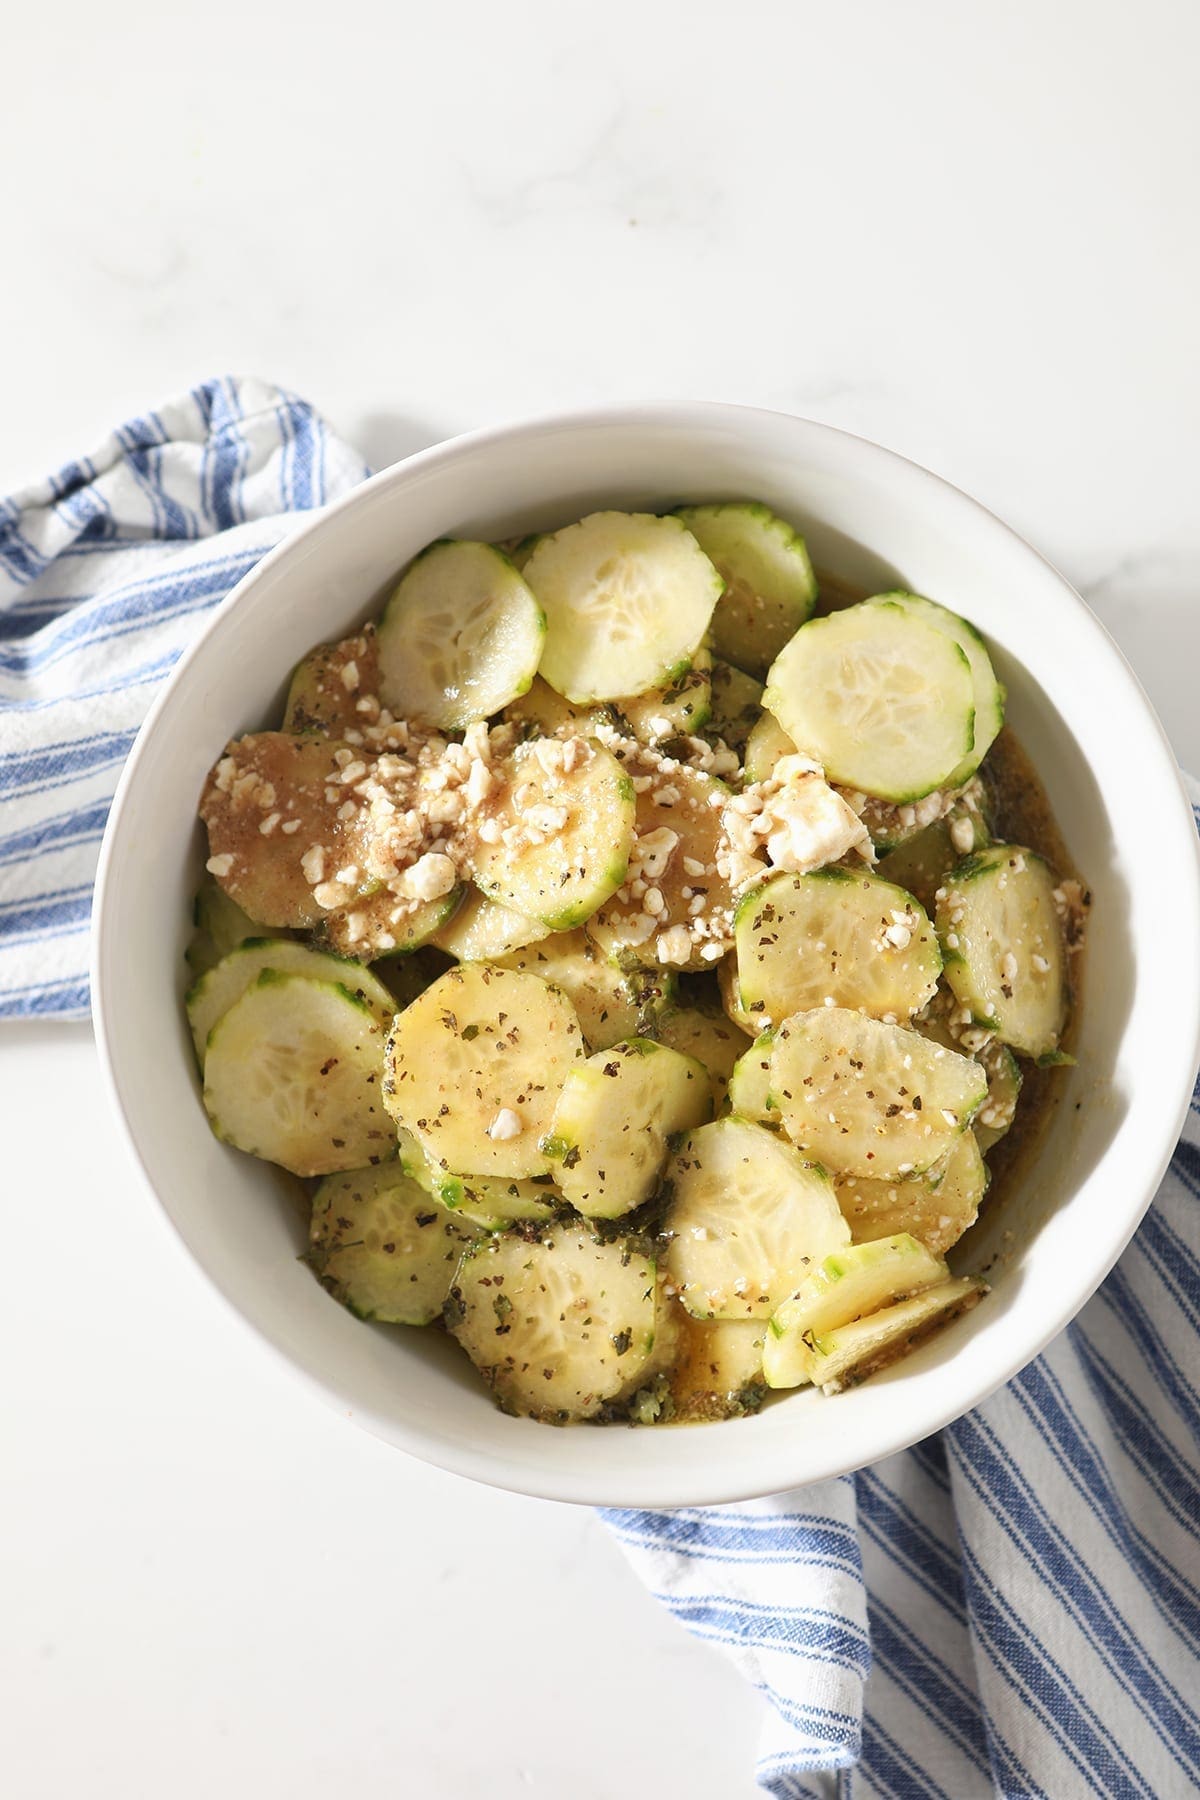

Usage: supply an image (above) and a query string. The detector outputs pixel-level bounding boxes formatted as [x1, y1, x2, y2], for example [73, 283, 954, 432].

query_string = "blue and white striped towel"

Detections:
[0, 375, 367, 1019]
[4, 383, 1200, 1797]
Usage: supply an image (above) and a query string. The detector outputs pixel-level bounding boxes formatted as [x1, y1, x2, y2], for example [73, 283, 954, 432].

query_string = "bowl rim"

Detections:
[91, 399, 1200, 1506]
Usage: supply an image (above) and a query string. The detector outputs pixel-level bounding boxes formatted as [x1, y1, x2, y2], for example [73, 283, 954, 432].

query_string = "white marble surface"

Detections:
[2, 2, 1198, 1794]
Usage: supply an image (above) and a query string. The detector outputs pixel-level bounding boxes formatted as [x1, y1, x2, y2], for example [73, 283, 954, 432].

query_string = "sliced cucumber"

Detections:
[376, 946, 451, 1014]
[309, 1163, 481, 1324]
[493, 929, 668, 1052]
[877, 802, 990, 910]
[384, 964, 584, 1178]
[470, 737, 636, 930]
[937, 846, 1068, 1057]
[395, 1122, 439, 1189]
[203, 971, 392, 1177]
[431, 1168, 561, 1229]
[912, 996, 1022, 1154]
[675, 503, 817, 678]
[668, 1313, 767, 1421]
[706, 659, 764, 754]
[973, 1041, 1022, 1152]
[501, 675, 612, 738]
[283, 628, 379, 736]
[432, 886, 555, 962]
[187, 874, 290, 978]
[194, 872, 289, 957]
[523, 511, 723, 704]
[377, 540, 545, 730]
[763, 1233, 948, 1388]
[717, 958, 766, 1037]
[726, 1029, 778, 1125]
[661, 1117, 849, 1319]
[654, 999, 745, 1107]
[320, 883, 463, 961]
[505, 533, 543, 573]
[586, 763, 734, 972]
[542, 1037, 712, 1218]
[186, 939, 395, 1065]
[763, 603, 975, 802]
[200, 733, 371, 929]
[834, 1128, 988, 1256]
[743, 710, 796, 784]
[769, 1008, 987, 1180]
[735, 869, 941, 1025]
[616, 648, 713, 744]
[798, 1275, 986, 1394]
[447, 1226, 658, 1421]
[868, 593, 1004, 785]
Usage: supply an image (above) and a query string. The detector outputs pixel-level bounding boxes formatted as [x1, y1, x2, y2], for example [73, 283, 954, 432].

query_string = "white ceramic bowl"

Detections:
[93, 404, 1200, 1507]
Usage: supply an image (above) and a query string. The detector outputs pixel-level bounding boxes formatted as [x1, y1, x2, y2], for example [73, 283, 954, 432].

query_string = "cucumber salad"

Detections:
[188, 502, 1088, 1425]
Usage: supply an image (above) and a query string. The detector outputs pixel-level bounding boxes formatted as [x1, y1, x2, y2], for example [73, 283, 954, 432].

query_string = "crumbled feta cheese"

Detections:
[486, 1108, 523, 1141]
[402, 851, 458, 901]
[205, 853, 234, 879]
[340, 660, 360, 693]
[301, 845, 327, 885]
[949, 814, 975, 855]
[655, 924, 694, 964]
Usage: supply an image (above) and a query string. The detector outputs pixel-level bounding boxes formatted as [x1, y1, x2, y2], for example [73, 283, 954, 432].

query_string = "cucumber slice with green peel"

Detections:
[586, 763, 734, 972]
[493, 929, 669, 1052]
[763, 1233, 949, 1388]
[432, 886, 555, 962]
[199, 733, 373, 929]
[320, 883, 464, 961]
[501, 675, 612, 738]
[727, 1030, 778, 1125]
[735, 869, 941, 1025]
[616, 648, 713, 744]
[973, 1042, 1022, 1152]
[654, 1000, 745, 1108]
[430, 1168, 562, 1228]
[675, 503, 817, 678]
[395, 1122, 439, 1190]
[834, 1129, 988, 1257]
[877, 805, 990, 911]
[706, 658, 764, 754]
[542, 1037, 712, 1218]
[193, 873, 290, 958]
[669, 1314, 767, 1421]
[446, 1226, 659, 1421]
[937, 846, 1068, 1057]
[377, 540, 546, 730]
[717, 958, 765, 1037]
[743, 710, 796, 784]
[203, 971, 393, 1177]
[283, 629, 380, 736]
[868, 593, 1004, 785]
[769, 1007, 988, 1180]
[186, 939, 396, 1066]
[911, 998, 1022, 1153]
[383, 964, 584, 1179]
[523, 511, 723, 704]
[763, 603, 975, 802]
[470, 737, 636, 931]
[797, 1275, 987, 1394]
[505, 533, 543, 573]
[376, 946, 452, 1014]
[661, 1117, 850, 1320]
[308, 1163, 481, 1324]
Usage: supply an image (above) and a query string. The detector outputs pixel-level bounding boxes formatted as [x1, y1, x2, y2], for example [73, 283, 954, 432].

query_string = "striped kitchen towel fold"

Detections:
[5, 386, 1200, 1799]
[0, 376, 368, 1020]
[604, 889, 1200, 1799]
